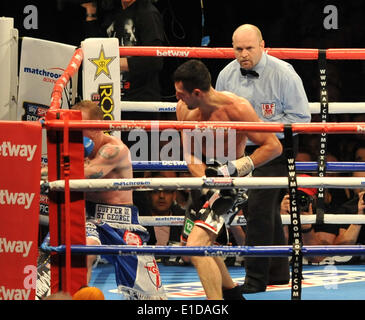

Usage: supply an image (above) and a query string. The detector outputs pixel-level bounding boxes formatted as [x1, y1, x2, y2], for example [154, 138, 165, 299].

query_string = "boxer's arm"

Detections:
[230, 101, 283, 168]
[247, 131, 282, 168]
[182, 131, 206, 177]
[84, 143, 126, 179]
[177, 100, 206, 177]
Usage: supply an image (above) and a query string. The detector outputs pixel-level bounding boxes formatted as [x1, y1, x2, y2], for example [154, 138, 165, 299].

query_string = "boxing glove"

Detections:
[83, 136, 94, 158]
[203, 157, 252, 218]
[200, 160, 238, 218]
[205, 157, 254, 178]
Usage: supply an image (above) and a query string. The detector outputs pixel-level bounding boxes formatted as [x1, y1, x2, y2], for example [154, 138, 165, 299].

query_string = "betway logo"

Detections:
[0, 141, 37, 161]
[0, 286, 31, 300]
[0, 190, 35, 210]
[0, 237, 33, 257]
[156, 49, 190, 57]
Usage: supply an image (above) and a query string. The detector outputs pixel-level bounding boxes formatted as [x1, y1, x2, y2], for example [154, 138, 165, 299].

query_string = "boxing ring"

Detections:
[38, 45, 365, 301]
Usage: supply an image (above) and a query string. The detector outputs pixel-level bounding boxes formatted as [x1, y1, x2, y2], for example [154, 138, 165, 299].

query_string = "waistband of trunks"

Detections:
[85, 201, 140, 225]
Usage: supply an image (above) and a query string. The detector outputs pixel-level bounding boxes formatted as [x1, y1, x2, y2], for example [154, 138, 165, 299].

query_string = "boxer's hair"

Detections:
[71, 100, 104, 120]
[173, 59, 211, 93]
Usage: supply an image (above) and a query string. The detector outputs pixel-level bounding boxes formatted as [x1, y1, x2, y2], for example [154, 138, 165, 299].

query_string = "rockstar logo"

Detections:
[88, 45, 116, 80]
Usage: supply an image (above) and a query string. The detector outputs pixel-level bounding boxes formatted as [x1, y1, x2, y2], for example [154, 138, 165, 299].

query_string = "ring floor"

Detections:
[89, 261, 365, 300]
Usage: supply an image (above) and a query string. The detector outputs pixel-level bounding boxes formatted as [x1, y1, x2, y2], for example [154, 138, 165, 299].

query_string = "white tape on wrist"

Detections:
[218, 164, 231, 177]
[232, 156, 254, 176]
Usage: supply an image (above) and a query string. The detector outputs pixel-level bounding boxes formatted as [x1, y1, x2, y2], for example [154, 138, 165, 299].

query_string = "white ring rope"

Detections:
[39, 213, 365, 226]
[139, 214, 365, 226]
[46, 176, 365, 191]
[120, 101, 365, 114]
[42, 176, 365, 225]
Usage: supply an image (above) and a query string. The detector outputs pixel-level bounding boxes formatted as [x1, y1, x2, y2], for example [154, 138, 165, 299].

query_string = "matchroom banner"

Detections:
[81, 38, 121, 124]
[17, 37, 77, 121]
[0, 121, 42, 300]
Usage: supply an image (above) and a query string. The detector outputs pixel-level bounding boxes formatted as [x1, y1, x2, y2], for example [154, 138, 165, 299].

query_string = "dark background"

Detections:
[2, 0, 365, 159]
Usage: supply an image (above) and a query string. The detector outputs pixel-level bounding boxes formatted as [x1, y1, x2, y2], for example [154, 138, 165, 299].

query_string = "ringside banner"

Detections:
[17, 37, 76, 121]
[0, 121, 42, 300]
[81, 38, 121, 124]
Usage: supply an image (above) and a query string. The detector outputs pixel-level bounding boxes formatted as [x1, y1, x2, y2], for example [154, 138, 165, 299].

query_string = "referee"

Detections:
[216, 24, 311, 293]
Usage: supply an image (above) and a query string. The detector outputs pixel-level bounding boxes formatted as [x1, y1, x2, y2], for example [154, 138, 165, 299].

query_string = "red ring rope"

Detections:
[44, 119, 365, 134]
[49, 48, 83, 111]
[119, 46, 365, 60]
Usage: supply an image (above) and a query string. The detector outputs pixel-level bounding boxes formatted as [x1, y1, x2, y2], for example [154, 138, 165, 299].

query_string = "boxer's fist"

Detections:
[83, 136, 94, 158]
[205, 159, 238, 177]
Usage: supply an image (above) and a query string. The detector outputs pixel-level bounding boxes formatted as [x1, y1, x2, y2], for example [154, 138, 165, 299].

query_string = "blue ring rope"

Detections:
[41, 244, 365, 257]
[132, 161, 365, 172]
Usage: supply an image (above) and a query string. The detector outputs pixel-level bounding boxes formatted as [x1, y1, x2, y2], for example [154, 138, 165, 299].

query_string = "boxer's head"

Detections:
[71, 100, 103, 139]
[173, 59, 211, 110]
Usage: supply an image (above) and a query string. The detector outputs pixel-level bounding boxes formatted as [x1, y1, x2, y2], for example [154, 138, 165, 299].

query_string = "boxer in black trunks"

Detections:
[174, 60, 282, 300]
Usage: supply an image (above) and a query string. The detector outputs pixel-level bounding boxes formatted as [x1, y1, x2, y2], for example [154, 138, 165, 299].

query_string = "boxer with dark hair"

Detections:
[174, 60, 282, 300]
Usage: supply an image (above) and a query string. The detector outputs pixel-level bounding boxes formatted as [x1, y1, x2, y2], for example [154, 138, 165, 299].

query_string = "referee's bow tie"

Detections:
[240, 68, 259, 77]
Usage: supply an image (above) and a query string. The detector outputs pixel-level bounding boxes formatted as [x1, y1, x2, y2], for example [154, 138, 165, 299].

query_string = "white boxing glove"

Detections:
[230, 156, 254, 177]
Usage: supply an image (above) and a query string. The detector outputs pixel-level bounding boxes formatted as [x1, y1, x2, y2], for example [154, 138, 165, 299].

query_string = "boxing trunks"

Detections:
[181, 188, 248, 245]
[181, 205, 228, 245]
[86, 201, 167, 300]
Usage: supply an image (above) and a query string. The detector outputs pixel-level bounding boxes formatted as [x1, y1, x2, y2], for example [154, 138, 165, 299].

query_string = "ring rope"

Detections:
[119, 101, 365, 114]
[38, 214, 365, 227]
[131, 160, 365, 172]
[44, 176, 365, 192]
[43, 119, 365, 134]
[118, 46, 365, 60]
[42, 244, 365, 257]
[49, 48, 83, 111]
[138, 214, 365, 226]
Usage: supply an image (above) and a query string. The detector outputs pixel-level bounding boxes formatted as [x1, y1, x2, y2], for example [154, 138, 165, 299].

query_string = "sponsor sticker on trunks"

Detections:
[183, 218, 195, 236]
[95, 204, 132, 224]
[123, 230, 142, 246]
[144, 260, 162, 290]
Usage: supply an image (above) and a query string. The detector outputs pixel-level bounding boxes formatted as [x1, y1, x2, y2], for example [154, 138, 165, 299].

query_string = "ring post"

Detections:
[46, 109, 87, 295]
